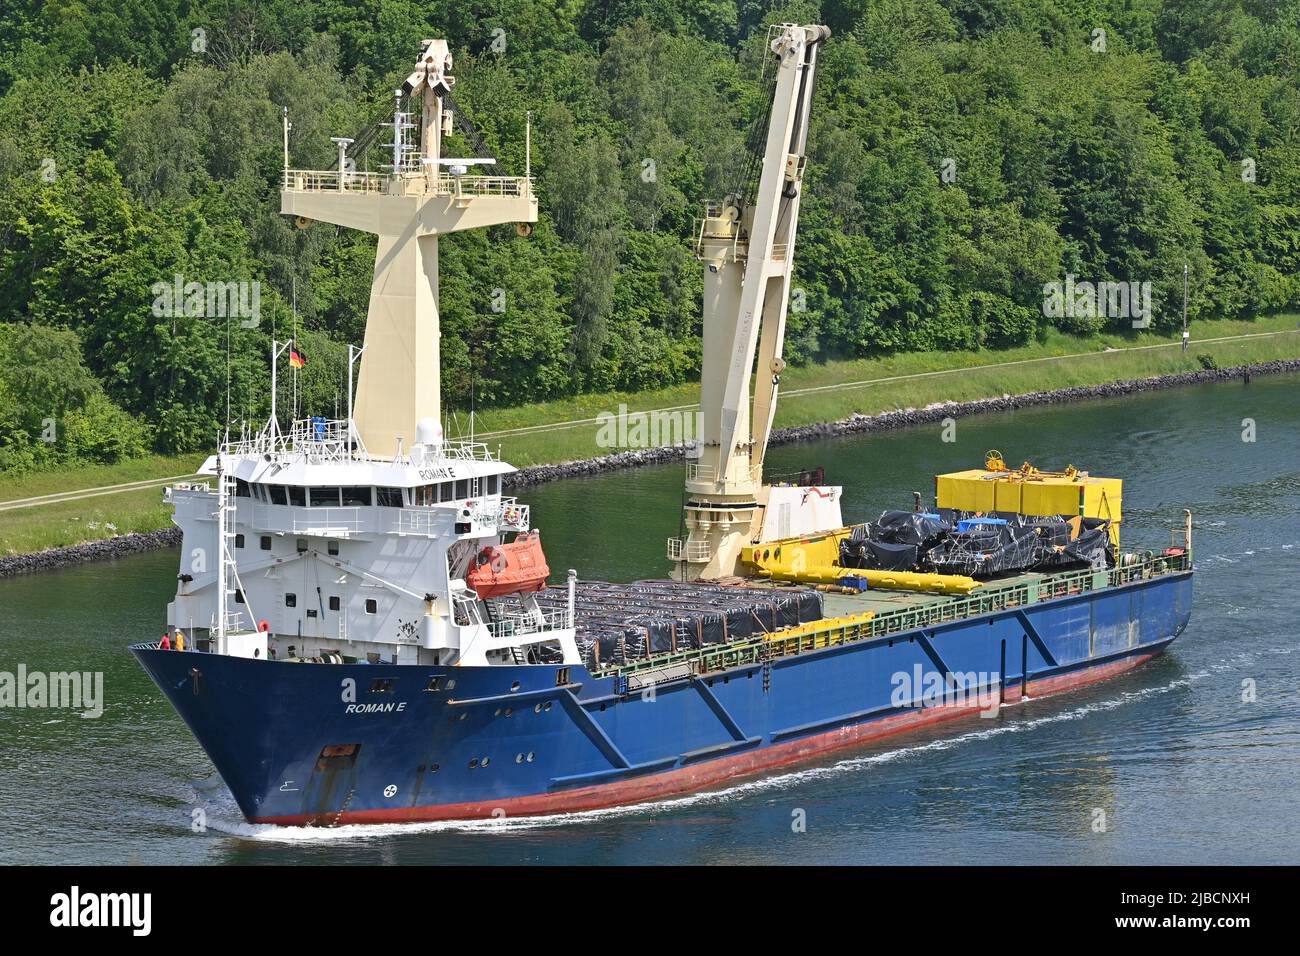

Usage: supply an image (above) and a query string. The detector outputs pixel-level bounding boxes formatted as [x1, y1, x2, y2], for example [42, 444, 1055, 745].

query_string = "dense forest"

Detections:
[0, 1, 1296, 471]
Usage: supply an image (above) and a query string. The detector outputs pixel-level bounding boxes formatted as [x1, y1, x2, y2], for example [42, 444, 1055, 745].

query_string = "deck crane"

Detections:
[669, 23, 841, 581]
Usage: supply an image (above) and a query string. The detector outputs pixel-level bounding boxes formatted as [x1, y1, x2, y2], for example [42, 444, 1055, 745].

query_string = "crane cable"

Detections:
[725, 59, 778, 207]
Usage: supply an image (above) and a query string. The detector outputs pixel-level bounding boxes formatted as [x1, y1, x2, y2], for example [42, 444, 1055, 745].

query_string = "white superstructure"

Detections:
[167, 418, 578, 666]
[164, 40, 576, 667]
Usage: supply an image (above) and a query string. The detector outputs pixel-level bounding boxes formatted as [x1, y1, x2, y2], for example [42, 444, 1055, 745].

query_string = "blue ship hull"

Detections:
[132, 570, 1192, 824]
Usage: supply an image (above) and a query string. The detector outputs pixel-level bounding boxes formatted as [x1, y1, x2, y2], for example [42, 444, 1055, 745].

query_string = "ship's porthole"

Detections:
[429, 764, 440, 773]
[599, 703, 606, 712]
[504, 707, 512, 717]
[515, 753, 524, 764]
[534, 703, 543, 713]
[459, 712, 468, 721]
[526, 752, 535, 762]
[446, 679, 457, 690]
[469, 758, 479, 769]
[510, 681, 521, 692]
[494, 707, 502, 716]
[544, 702, 553, 712]
[481, 756, 490, 767]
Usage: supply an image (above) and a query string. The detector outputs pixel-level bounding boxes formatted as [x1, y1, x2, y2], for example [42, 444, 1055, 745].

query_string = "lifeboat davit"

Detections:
[466, 531, 550, 599]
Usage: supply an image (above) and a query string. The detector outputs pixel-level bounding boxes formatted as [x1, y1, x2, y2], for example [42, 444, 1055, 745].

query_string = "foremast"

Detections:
[279, 39, 537, 458]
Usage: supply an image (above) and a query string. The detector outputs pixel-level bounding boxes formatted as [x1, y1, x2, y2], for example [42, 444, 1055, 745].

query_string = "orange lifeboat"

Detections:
[466, 531, 551, 599]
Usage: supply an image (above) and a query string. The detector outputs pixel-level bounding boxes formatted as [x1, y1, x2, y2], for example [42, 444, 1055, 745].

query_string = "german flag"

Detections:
[289, 344, 307, 369]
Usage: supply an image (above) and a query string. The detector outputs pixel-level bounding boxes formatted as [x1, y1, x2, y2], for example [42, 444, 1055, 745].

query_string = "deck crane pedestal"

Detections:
[670, 23, 841, 581]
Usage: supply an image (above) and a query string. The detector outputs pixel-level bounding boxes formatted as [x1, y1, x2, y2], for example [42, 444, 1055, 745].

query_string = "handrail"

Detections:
[282, 169, 387, 193]
[485, 604, 572, 639]
[685, 461, 762, 484]
[220, 419, 495, 465]
[596, 551, 1192, 678]
[282, 168, 532, 200]
[667, 537, 712, 562]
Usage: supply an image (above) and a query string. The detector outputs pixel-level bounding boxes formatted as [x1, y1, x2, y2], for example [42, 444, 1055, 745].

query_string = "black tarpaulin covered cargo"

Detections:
[839, 507, 1114, 579]
[841, 511, 949, 571]
[925, 512, 1113, 577]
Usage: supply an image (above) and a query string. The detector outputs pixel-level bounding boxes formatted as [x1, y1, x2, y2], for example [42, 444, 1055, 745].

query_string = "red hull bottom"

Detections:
[257, 649, 1163, 826]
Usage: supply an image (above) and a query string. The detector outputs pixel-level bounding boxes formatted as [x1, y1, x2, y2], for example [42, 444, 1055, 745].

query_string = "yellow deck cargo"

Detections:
[935, 456, 1122, 547]
[740, 536, 984, 594]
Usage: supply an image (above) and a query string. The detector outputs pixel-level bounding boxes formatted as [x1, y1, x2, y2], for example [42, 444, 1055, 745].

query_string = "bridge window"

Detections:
[414, 485, 435, 507]
[235, 478, 251, 497]
[341, 486, 371, 507]
[260, 535, 272, 550]
[288, 486, 306, 507]
[454, 479, 469, 499]
[365, 599, 377, 614]
[235, 533, 245, 549]
[310, 486, 341, 507]
[269, 485, 287, 506]
[375, 487, 403, 508]
[437, 481, 454, 503]
[328, 540, 339, 555]
[285, 593, 296, 608]
[486, 475, 499, 495]
[329, 596, 340, 611]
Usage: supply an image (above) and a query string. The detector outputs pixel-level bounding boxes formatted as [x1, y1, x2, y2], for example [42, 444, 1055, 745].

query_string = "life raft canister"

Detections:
[466, 530, 550, 599]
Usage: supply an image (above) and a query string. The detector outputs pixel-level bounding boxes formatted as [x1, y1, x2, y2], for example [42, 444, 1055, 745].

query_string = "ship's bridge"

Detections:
[169, 417, 528, 541]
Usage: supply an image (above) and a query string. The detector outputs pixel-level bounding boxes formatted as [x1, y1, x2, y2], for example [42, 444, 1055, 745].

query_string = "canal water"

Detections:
[1, 373, 1297, 865]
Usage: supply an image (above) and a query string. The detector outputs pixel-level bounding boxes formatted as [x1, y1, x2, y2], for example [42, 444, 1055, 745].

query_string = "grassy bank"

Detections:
[473, 316, 1300, 465]
[0, 485, 179, 556]
[0, 453, 205, 503]
[2, 317, 1298, 556]
[0, 454, 204, 555]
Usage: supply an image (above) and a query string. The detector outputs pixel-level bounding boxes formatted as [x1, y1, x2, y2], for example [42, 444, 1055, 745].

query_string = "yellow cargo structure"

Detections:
[739, 537, 984, 594]
[741, 530, 849, 572]
[935, 453, 1122, 548]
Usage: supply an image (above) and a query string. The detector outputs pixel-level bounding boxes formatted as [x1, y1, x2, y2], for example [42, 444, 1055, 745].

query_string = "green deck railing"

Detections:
[595, 550, 1192, 680]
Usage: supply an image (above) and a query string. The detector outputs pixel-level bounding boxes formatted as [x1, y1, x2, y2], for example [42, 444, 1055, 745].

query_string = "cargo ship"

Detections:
[132, 27, 1193, 826]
